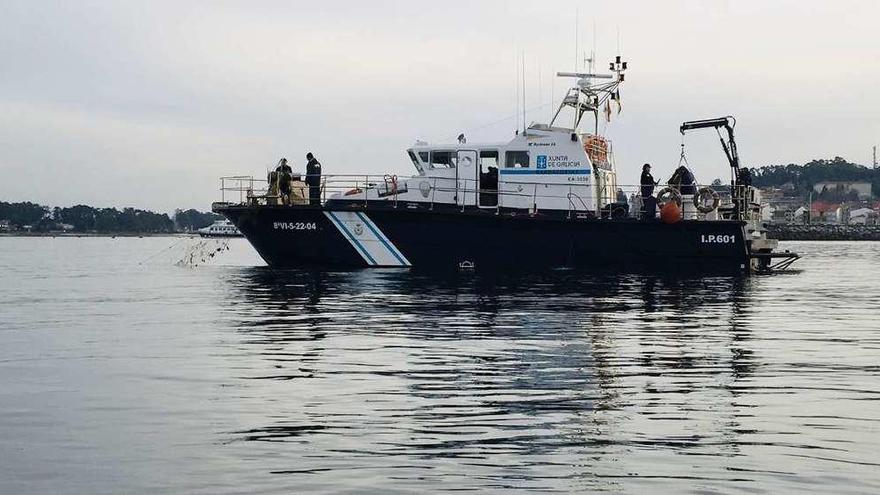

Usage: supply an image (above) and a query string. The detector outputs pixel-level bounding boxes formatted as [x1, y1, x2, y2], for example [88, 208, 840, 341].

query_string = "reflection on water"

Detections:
[217, 269, 782, 492]
[2, 238, 879, 494]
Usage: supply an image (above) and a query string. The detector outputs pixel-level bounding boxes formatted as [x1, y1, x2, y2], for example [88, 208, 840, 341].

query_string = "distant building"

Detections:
[812, 181, 872, 200]
[0, 220, 10, 232]
[761, 188, 785, 201]
[759, 188, 802, 223]
[849, 207, 878, 225]
[810, 201, 840, 223]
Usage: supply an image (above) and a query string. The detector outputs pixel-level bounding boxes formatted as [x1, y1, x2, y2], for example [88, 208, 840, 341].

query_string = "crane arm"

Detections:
[679, 116, 740, 173]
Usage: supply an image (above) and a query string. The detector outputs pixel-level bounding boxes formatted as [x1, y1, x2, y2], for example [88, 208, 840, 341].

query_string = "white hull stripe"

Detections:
[324, 211, 411, 267]
[354, 211, 411, 266]
[324, 211, 377, 265]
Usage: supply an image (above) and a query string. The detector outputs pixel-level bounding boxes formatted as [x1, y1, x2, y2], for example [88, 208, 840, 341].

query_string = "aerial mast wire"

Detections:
[574, 8, 579, 73]
[521, 50, 526, 134]
[574, 10, 579, 131]
[514, 51, 520, 134]
[537, 58, 542, 124]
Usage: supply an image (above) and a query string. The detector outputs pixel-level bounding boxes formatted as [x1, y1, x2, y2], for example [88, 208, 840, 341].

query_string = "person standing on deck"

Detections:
[276, 158, 293, 204]
[305, 152, 322, 205]
[640, 163, 659, 220]
[640, 163, 657, 197]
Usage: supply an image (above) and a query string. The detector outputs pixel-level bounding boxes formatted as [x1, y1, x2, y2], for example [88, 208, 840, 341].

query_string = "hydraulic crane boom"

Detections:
[680, 116, 740, 181]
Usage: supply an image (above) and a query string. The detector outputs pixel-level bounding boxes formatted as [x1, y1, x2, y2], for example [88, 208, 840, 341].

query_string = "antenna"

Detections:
[591, 19, 597, 74]
[514, 51, 520, 133]
[574, 8, 579, 71]
[537, 58, 542, 123]
[616, 25, 621, 55]
[874, 145, 878, 169]
[521, 50, 526, 132]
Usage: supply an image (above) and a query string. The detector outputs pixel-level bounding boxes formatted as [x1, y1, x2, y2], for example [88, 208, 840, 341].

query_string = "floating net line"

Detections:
[138, 237, 231, 268]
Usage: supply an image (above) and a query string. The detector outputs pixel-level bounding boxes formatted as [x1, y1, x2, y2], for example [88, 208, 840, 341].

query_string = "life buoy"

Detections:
[656, 187, 682, 207]
[693, 187, 720, 213]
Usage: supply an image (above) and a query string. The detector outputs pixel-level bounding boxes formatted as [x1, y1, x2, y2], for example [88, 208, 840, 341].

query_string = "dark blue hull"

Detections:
[216, 203, 752, 274]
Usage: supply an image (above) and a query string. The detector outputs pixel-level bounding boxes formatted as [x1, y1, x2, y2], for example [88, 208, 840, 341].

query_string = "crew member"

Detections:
[640, 163, 656, 198]
[276, 158, 293, 204]
[669, 165, 695, 195]
[305, 152, 322, 205]
[480, 165, 498, 206]
[640, 163, 658, 220]
[277, 157, 292, 174]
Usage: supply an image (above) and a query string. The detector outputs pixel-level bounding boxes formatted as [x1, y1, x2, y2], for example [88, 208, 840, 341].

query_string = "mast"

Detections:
[550, 56, 627, 134]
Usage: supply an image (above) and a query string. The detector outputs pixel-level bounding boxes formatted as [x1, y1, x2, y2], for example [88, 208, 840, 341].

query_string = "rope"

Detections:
[678, 142, 690, 168]
[137, 237, 187, 265]
[433, 100, 557, 144]
[137, 236, 231, 267]
[676, 136, 699, 187]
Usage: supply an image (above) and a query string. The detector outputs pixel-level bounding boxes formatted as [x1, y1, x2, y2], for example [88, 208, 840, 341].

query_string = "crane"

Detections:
[679, 116, 741, 185]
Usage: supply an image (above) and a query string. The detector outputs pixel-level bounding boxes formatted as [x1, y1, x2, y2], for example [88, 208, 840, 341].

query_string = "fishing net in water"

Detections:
[139, 238, 231, 267]
[175, 239, 230, 267]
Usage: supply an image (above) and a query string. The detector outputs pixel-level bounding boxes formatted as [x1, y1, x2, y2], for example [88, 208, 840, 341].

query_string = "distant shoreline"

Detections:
[0, 232, 195, 238]
[767, 224, 880, 241]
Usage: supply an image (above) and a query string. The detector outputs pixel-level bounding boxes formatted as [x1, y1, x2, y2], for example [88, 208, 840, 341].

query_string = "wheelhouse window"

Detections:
[430, 151, 455, 169]
[505, 150, 529, 168]
[418, 151, 429, 163]
[408, 150, 425, 174]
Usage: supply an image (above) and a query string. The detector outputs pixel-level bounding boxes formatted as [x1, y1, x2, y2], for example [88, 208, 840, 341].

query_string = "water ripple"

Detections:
[1, 239, 879, 493]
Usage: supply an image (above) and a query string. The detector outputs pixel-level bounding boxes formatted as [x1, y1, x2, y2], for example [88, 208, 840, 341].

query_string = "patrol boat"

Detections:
[197, 219, 242, 238]
[213, 58, 799, 274]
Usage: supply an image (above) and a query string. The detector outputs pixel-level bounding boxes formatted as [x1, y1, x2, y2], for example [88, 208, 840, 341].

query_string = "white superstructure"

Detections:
[329, 59, 628, 215]
[198, 219, 242, 237]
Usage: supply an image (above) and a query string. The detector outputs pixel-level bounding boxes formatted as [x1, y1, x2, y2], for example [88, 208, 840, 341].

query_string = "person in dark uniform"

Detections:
[669, 165, 695, 195]
[640, 163, 656, 197]
[640, 163, 658, 220]
[479, 165, 498, 206]
[305, 152, 322, 205]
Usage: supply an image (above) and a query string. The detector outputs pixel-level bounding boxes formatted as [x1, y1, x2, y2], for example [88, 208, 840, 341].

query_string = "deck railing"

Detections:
[217, 174, 746, 220]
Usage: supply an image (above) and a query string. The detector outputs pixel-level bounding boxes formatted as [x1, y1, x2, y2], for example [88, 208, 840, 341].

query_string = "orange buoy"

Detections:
[660, 201, 682, 224]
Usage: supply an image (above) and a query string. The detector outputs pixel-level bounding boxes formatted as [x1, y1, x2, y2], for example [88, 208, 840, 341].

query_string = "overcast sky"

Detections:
[2, 0, 879, 212]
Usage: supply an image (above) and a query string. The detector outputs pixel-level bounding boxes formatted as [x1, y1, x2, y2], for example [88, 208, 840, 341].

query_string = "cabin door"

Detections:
[456, 150, 477, 207]
[477, 150, 499, 208]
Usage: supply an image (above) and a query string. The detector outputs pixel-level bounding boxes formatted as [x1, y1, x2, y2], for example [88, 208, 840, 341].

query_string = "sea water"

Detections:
[1, 237, 878, 494]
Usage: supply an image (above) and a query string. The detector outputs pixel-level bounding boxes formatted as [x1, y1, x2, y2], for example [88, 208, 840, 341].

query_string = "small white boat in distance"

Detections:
[198, 219, 243, 238]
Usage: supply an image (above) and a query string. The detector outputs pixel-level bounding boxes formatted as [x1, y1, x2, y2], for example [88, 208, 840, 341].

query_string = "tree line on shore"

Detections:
[749, 157, 879, 199]
[0, 202, 221, 233]
[2, 157, 875, 232]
